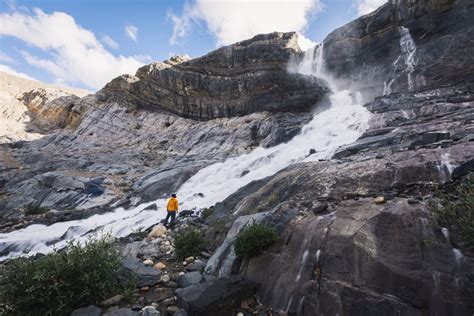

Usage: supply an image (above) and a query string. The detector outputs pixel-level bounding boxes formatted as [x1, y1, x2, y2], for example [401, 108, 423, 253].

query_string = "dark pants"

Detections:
[163, 211, 176, 227]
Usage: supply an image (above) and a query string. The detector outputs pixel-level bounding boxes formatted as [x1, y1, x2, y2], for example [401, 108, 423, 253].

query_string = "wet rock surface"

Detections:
[202, 83, 474, 314]
[175, 277, 257, 316]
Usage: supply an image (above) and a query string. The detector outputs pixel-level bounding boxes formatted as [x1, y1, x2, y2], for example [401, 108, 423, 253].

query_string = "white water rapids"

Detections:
[0, 44, 371, 260]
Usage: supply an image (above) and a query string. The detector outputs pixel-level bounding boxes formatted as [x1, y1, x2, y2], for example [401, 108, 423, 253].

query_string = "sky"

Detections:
[0, 0, 387, 91]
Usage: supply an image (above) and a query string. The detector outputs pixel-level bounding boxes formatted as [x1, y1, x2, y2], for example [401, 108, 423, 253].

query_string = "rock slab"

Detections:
[176, 277, 256, 316]
[121, 257, 161, 287]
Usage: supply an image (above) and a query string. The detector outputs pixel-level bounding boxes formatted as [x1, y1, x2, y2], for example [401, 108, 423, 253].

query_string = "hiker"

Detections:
[163, 193, 178, 228]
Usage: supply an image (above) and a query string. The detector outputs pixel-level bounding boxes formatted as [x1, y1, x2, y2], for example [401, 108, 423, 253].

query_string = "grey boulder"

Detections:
[121, 257, 161, 287]
[175, 277, 256, 316]
[70, 305, 101, 316]
[103, 308, 139, 316]
[177, 271, 203, 288]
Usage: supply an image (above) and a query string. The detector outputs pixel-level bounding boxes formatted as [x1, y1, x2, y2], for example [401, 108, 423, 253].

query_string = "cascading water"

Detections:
[437, 152, 456, 183]
[0, 44, 371, 260]
[440, 227, 464, 266]
[383, 26, 423, 95]
[399, 26, 417, 91]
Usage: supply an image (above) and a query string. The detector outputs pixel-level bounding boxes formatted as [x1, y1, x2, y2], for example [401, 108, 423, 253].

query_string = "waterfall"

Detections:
[452, 248, 464, 265]
[437, 152, 456, 183]
[295, 248, 310, 282]
[383, 26, 423, 95]
[399, 26, 417, 91]
[441, 227, 449, 241]
[0, 44, 371, 260]
[419, 217, 432, 237]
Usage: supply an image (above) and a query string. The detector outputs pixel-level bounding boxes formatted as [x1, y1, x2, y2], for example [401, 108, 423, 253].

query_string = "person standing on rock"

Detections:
[163, 194, 179, 228]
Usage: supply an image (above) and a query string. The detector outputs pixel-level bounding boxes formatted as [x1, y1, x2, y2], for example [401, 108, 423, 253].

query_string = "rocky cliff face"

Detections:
[0, 32, 324, 226]
[97, 32, 327, 120]
[0, 71, 89, 143]
[322, 0, 474, 100]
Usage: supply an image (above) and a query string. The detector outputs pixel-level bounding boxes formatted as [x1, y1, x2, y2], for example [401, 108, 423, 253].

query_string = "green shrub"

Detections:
[422, 235, 435, 248]
[174, 229, 206, 260]
[201, 208, 213, 220]
[0, 236, 131, 315]
[24, 203, 50, 215]
[431, 173, 474, 250]
[234, 222, 279, 258]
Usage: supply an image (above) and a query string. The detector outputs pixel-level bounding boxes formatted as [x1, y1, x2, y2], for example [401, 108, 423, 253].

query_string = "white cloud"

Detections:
[101, 35, 119, 49]
[169, 0, 323, 46]
[0, 52, 14, 63]
[125, 25, 138, 42]
[167, 10, 191, 45]
[0, 64, 37, 80]
[0, 9, 146, 89]
[356, 0, 387, 16]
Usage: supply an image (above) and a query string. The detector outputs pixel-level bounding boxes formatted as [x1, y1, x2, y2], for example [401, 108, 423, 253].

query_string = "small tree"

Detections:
[234, 222, 279, 258]
[431, 173, 474, 250]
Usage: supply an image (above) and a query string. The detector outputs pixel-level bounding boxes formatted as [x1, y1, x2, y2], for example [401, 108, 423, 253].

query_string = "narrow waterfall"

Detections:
[399, 26, 417, 91]
[0, 44, 371, 260]
[383, 26, 424, 95]
[437, 153, 456, 183]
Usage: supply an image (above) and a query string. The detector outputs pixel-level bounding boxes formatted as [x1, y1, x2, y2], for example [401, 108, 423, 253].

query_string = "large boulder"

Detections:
[121, 257, 161, 287]
[177, 271, 204, 288]
[70, 305, 101, 316]
[175, 277, 257, 316]
[241, 198, 472, 315]
[103, 308, 139, 316]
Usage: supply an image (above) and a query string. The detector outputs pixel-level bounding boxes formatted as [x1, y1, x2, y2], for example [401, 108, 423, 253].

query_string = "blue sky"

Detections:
[0, 0, 386, 91]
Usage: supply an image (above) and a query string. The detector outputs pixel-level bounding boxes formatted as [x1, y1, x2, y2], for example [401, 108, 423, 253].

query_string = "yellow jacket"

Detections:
[167, 197, 178, 212]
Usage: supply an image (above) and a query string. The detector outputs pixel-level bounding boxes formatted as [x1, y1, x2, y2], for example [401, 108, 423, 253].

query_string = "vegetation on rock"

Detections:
[174, 229, 206, 260]
[235, 222, 278, 258]
[24, 203, 50, 215]
[0, 236, 132, 315]
[201, 207, 213, 220]
[431, 173, 474, 250]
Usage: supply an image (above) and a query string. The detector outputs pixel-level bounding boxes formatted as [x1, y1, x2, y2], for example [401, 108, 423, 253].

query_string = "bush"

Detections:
[24, 203, 50, 215]
[431, 173, 474, 250]
[234, 222, 279, 258]
[0, 236, 131, 315]
[201, 208, 213, 220]
[174, 229, 206, 260]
